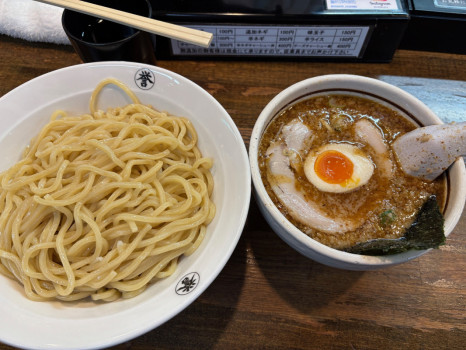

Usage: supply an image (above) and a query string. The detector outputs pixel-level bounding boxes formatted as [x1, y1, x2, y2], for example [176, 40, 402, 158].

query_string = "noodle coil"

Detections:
[0, 78, 216, 301]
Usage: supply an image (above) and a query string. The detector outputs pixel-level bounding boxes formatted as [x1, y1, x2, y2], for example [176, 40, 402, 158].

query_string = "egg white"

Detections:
[304, 143, 374, 193]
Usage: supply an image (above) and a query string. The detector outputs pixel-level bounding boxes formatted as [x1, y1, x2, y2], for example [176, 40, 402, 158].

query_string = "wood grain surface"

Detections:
[0, 35, 465, 350]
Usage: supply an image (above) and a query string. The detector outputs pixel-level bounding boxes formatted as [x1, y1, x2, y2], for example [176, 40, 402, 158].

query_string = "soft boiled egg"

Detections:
[304, 143, 374, 193]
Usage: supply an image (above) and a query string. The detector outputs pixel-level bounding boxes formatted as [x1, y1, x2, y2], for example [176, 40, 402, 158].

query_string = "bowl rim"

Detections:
[249, 74, 466, 268]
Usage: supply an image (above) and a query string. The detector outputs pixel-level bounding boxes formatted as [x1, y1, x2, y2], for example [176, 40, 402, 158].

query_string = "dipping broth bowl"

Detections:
[249, 74, 466, 271]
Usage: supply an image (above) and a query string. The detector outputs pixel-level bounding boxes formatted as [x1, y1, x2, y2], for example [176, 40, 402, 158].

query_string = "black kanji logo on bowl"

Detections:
[134, 68, 155, 90]
[175, 272, 200, 295]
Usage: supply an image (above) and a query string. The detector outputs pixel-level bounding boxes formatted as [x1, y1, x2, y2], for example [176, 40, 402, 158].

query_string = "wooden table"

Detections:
[0, 35, 465, 350]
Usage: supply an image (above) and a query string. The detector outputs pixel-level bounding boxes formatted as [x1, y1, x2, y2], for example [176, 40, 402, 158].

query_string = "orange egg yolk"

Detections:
[314, 150, 354, 184]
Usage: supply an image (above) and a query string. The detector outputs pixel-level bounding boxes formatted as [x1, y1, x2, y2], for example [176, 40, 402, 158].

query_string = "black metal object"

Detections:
[400, 0, 466, 54]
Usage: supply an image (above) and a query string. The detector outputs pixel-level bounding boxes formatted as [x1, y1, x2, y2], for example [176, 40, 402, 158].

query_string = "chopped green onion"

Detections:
[380, 209, 396, 227]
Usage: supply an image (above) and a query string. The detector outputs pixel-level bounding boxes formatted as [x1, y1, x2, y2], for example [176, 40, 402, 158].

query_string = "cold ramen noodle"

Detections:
[258, 93, 446, 255]
[0, 78, 215, 301]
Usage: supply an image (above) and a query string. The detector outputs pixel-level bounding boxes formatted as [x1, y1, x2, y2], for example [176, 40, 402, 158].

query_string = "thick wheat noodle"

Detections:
[0, 78, 215, 301]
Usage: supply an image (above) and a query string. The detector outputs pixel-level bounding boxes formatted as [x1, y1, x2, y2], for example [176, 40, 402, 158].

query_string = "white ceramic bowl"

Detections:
[249, 74, 465, 271]
[0, 62, 250, 349]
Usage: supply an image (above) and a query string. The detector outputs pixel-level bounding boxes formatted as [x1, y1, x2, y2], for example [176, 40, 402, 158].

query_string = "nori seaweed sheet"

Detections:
[345, 195, 445, 256]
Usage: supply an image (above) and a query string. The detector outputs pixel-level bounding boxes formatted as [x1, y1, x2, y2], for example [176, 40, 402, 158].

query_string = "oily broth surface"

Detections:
[258, 94, 446, 250]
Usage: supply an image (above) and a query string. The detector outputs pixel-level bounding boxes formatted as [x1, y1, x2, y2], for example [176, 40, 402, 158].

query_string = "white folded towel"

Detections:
[0, 0, 70, 44]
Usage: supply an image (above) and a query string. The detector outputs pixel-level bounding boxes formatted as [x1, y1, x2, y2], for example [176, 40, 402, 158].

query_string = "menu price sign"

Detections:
[171, 25, 370, 58]
[326, 0, 400, 10]
[434, 0, 466, 9]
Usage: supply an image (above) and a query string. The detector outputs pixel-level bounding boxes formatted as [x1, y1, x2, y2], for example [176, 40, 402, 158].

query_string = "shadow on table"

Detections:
[246, 198, 364, 314]
[109, 201, 250, 350]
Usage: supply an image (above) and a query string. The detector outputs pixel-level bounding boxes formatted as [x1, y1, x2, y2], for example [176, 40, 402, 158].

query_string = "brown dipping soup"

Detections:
[258, 93, 446, 250]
